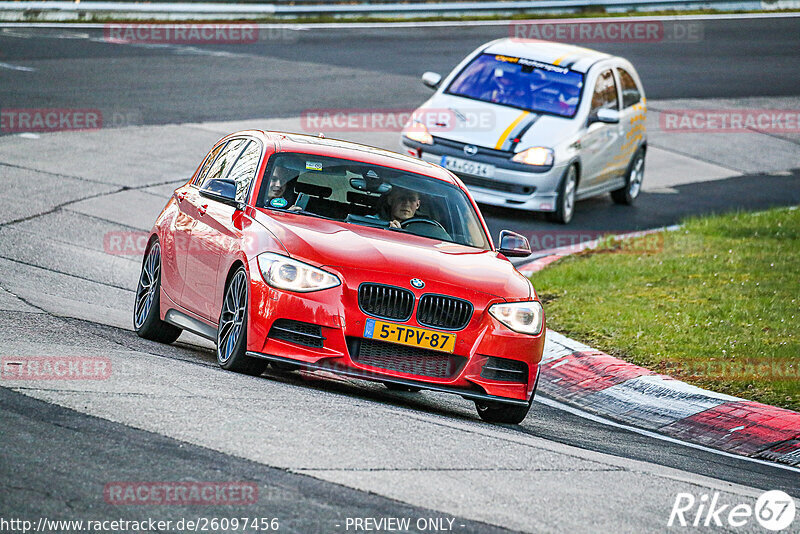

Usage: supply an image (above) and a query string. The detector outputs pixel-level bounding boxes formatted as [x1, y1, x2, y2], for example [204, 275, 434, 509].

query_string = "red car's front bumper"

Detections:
[245, 261, 544, 405]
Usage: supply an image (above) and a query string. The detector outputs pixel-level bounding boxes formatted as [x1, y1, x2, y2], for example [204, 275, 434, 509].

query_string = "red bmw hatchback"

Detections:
[134, 131, 545, 423]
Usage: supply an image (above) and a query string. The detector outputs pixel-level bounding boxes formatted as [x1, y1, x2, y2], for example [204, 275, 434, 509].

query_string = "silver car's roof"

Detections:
[482, 39, 612, 73]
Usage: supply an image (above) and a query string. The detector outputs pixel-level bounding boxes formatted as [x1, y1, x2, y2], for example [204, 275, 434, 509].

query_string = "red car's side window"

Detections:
[226, 141, 262, 203]
[198, 139, 248, 189]
[193, 142, 226, 186]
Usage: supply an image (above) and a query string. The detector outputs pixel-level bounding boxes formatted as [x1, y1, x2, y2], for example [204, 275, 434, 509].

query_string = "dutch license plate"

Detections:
[441, 155, 496, 178]
[363, 318, 456, 353]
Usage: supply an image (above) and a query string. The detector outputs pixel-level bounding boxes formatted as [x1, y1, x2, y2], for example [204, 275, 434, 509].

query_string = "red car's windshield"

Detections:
[256, 152, 490, 250]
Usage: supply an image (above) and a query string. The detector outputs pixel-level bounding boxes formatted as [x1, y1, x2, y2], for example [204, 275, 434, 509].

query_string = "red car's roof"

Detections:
[258, 131, 459, 185]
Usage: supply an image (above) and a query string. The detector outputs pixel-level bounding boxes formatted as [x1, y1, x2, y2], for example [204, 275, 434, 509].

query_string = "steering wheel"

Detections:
[400, 217, 447, 232]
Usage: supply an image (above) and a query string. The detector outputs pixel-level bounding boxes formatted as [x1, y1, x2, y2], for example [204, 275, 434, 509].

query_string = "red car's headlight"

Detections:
[489, 301, 544, 335]
[257, 253, 340, 293]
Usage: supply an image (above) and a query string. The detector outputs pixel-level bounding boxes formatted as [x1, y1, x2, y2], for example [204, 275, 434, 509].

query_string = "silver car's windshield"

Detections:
[446, 53, 585, 118]
[257, 153, 491, 250]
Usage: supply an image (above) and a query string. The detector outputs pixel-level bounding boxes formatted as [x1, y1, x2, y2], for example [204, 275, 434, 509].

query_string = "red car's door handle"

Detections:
[176, 191, 187, 202]
[198, 204, 208, 216]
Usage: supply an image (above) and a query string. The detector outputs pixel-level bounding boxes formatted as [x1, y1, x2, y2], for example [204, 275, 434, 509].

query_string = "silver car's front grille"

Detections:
[459, 175, 535, 195]
[433, 137, 513, 158]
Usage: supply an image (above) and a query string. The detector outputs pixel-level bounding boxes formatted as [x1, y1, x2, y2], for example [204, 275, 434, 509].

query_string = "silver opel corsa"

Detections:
[401, 38, 647, 224]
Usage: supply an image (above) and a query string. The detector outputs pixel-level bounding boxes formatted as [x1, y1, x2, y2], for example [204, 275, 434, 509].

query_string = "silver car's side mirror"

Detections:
[498, 230, 532, 258]
[422, 71, 442, 90]
[593, 108, 621, 124]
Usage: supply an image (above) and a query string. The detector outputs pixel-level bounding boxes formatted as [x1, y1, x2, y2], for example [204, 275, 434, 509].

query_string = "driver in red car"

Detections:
[380, 187, 421, 228]
[265, 158, 303, 212]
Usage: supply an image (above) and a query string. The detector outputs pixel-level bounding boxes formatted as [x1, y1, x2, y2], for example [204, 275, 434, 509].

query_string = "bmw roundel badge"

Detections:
[410, 278, 425, 289]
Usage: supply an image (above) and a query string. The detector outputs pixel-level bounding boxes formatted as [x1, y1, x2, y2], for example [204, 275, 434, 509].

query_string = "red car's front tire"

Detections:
[216, 267, 268, 376]
[475, 398, 532, 424]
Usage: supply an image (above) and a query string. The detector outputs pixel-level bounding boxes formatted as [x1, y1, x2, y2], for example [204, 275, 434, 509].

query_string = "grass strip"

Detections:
[533, 207, 799, 411]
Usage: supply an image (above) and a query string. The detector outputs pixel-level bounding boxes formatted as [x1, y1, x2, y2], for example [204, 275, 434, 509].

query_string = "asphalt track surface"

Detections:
[2, 16, 800, 123]
[1, 15, 800, 533]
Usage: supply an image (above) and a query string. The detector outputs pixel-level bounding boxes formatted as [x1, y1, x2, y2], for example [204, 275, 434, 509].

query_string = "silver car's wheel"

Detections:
[612, 148, 645, 205]
[546, 165, 577, 224]
[628, 155, 644, 199]
[216, 267, 268, 376]
[133, 240, 182, 343]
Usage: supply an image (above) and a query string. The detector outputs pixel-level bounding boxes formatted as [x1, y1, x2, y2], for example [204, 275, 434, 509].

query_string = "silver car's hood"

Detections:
[414, 93, 575, 152]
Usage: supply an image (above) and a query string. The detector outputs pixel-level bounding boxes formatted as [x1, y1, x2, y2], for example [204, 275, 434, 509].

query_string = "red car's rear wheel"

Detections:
[133, 240, 181, 344]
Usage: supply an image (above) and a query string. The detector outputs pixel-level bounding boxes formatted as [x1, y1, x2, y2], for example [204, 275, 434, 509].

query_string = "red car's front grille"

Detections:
[358, 283, 414, 321]
[347, 338, 466, 379]
[416, 294, 473, 331]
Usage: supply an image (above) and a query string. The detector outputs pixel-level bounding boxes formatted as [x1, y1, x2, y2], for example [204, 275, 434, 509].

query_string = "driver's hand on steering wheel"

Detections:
[389, 219, 402, 229]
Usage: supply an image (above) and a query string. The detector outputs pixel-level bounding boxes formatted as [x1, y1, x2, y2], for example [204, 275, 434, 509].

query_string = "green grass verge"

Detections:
[533, 207, 800, 412]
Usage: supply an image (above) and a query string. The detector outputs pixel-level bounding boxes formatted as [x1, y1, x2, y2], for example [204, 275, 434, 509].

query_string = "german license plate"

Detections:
[363, 319, 456, 353]
[441, 155, 495, 178]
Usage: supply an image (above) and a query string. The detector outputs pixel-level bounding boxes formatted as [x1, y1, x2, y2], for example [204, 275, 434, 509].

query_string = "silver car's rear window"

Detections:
[446, 53, 585, 118]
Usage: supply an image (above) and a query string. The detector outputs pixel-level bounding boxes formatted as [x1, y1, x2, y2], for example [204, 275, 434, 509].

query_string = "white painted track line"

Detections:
[536, 395, 800, 474]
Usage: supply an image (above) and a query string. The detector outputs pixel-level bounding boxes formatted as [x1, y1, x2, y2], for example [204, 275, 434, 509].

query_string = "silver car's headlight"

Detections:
[403, 120, 434, 145]
[257, 253, 340, 293]
[511, 147, 554, 166]
[488, 301, 544, 335]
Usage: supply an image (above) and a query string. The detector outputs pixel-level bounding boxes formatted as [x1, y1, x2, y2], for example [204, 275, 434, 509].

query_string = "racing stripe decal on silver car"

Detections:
[496, 113, 541, 152]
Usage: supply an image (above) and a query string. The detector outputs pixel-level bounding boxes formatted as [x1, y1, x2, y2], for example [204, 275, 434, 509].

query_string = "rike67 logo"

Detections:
[669, 490, 796, 530]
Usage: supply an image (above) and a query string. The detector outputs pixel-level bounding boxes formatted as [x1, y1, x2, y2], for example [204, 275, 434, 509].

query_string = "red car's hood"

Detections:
[254, 209, 531, 300]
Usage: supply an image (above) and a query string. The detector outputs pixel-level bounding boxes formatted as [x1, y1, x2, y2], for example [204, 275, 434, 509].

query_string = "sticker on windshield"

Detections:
[494, 54, 569, 74]
[517, 57, 569, 74]
[495, 54, 519, 64]
[305, 161, 323, 171]
[270, 197, 288, 208]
